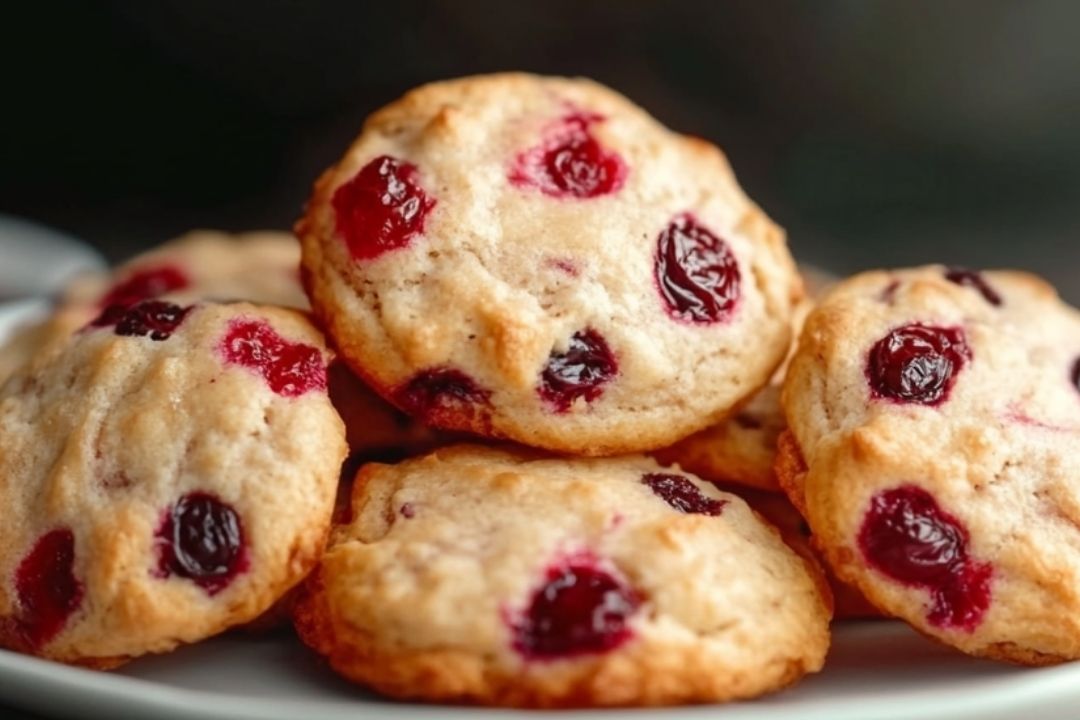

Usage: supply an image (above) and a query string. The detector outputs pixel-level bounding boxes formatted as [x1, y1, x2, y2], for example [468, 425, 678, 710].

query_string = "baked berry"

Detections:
[867, 324, 970, 405]
[332, 155, 436, 261]
[395, 367, 491, 426]
[510, 112, 626, 199]
[538, 329, 618, 412]
[14, 529, 83, 648]
[944, 268, 1002, 307]
[513, 559, 640, 659]
[858, 486, 990, 630]
[655, 214, 741, 324]
[220, 318, 327, 398]
[156, 493, 248, 595]
[91, 300, 191, 341]
[1071, 357, 1080, 395]
[642, 473, 726, 516]
[100, 265, 189, 308]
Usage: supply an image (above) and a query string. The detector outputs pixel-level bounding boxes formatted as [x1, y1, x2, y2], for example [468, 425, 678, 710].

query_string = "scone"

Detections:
[781, 265, 1080, 664]
[654, 266, 834, 490]
[294, 445, 830, 707]
[0, 230, 305, 388]
[0, 300, 346, 667]
[297, 73, 800, 455]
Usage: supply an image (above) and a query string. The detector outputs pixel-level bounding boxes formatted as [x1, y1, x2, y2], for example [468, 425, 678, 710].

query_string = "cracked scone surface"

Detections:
[294, 445, 829, 707]
[781, 265, 1080, 664]
[0, 301, 346, 667]
[297, 73, 799, 455]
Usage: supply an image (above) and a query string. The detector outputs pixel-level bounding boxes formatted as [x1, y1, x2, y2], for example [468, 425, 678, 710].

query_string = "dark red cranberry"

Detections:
[156, 493, 248, 595]
[1071, 357, 1080, 394]
[858, 486, 991, 630]
[927, 562, 993, 630]
[538, 329, 618, 412]
[867, 324, 970, 405]
[219, 319, 327, 397]
[510, 112, 626, 199]
[394, 367, 491, 426]
[642, 473, 726, 516]
[399, 503, 415, 519]
[331, 155, 436, 261]
[944, 268, 1002, 307]
[654, 214, 741, 324]
[513, 559, 640, 659]
[100, 265, 189, 308]
[91, 300, 191, 341]
[14, 529, 83, 648]
[859, 486, 967, 586]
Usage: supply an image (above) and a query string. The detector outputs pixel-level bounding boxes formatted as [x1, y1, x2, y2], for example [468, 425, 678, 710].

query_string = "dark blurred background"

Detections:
[2, 0, 1078, 301]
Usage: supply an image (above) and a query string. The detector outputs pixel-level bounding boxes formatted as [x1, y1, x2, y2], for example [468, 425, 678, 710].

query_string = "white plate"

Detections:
[0, 216, 105, 299]
[2, 302, 1080, 720]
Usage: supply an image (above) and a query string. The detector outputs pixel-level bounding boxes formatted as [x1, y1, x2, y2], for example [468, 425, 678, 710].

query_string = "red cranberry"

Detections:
[100, 265, 189, 308]
[928, 562, 993, 630]
[509, 112, 626, 199]
[867, 324, 970, 405]
[91, 300, 191, 341]
[512, 559, 640, 659]
[331, 155, 435, 261]
[654, 214, 741, 324]
[1071, 357, 1080, 394]
[155, 493, 248, 595]
[394, 367, 490, 426]
[219, 319, 327, 398]
[944, 268, 1002, 307]
[14, 529, 83, 648]
[859, 486, 967, 586]
[858, 486, 990, 630]
[642, 473, 726, 516]
[538, 329, 618, 412]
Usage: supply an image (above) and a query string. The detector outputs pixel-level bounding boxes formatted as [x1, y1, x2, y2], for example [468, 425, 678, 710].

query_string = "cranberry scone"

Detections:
[297, 73, 800, 455]
[0, 300, 345, 667]
[294, 445, 830, 707]
[0, 230, 306, 389]
[781, 265, 1080, 664]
